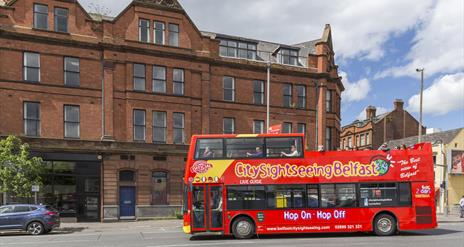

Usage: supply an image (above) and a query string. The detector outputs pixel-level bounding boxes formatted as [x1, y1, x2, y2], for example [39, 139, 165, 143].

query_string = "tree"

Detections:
[0, 135, 44, 201]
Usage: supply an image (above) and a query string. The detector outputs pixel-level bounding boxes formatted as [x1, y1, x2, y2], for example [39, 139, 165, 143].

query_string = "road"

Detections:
[0, 222, 462, 247]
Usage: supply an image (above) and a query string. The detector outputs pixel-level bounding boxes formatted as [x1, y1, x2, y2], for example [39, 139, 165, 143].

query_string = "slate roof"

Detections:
[386, 128, 463, 148]
[343, 112, 390, 129]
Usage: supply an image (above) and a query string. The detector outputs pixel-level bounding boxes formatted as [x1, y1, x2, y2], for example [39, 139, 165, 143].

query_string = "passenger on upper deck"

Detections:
[246, 147, 263, 158]
[202, 147, 214, 158]
[281, 145, 299, 157]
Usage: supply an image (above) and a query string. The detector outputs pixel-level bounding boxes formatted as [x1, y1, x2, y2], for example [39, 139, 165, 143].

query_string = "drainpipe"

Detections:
[101, 49, 105, 140]
[314, 81, 319, 150]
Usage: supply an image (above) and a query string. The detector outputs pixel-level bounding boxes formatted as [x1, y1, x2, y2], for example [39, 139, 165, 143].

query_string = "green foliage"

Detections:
[0, 135, 44, 198]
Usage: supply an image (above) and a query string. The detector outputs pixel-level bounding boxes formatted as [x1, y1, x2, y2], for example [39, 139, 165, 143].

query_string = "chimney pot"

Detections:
[366, 106, 377, 120]
[394, 99, 404, 110]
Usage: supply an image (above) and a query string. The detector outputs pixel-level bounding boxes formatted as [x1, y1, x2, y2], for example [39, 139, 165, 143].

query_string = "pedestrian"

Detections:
[460, 195, 464, 218]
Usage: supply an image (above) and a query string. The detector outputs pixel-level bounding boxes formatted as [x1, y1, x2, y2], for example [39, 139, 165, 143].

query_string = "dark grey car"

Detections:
[0, 204, 60, 235]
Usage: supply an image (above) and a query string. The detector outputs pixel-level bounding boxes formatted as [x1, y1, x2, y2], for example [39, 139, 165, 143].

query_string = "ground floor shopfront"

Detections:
[12, 138, 188, 222]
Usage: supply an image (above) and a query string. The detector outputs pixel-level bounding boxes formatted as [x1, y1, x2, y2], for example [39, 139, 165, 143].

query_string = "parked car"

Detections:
[0, 204, 60, 235]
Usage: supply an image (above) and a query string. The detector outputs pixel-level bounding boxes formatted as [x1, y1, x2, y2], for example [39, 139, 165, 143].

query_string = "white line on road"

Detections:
[146, 241, 255, 247]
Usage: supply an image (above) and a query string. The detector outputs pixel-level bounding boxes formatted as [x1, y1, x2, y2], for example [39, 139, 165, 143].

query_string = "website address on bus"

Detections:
[266, 225, 331, 232]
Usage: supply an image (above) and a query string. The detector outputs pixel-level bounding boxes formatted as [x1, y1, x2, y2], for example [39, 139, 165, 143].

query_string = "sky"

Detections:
[79, 0, 464, 131]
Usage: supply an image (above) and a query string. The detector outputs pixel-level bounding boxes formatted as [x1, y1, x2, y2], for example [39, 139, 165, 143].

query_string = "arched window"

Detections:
[152, 171, 168, 205]
[119, 170, 135, 182]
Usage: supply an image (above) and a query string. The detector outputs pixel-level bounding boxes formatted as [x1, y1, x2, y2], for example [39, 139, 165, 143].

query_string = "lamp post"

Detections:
[416, 68, 424, 142]
[266, 60, 271, 132]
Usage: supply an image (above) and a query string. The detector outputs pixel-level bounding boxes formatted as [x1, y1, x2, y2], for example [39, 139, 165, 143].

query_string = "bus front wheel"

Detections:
[374, 214, 397, 236]
[232, 217, 255, 239]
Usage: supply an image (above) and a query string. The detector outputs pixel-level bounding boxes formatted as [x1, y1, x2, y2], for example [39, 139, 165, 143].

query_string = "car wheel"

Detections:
[374, 214, 397, 236]
[232, 217, 255, 239]
[27, 222, 45, 235]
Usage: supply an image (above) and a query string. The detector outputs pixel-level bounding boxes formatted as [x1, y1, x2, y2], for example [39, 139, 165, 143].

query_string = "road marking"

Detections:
[147, 241, 255, 247]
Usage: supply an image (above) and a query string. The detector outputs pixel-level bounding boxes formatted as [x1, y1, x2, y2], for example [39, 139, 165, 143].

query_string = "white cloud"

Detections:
[407, 73, 464, 115]
[77, 0, 436, 61]
[183, 0, 437, 61]
[378, 0, 464, 78]
[357, 106, 389, 121]
[340, 71, 371, 102]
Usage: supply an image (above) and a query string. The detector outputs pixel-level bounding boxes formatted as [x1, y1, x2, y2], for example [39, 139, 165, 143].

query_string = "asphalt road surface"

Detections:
[0, 222, 462, 247]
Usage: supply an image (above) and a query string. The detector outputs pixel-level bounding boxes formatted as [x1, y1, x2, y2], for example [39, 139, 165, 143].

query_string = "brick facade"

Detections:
[340, 99, 426, 150]
[0, 0, 343, 221]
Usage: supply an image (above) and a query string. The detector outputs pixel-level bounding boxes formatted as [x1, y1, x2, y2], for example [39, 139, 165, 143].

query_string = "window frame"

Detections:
[223, 182, 412, 211]
[223, 117, 235, 134]
[193, 136, 304, 160]
[133, 63, 146, 91]
[253, 80, 264, 105]
[54, 7, 69, 33]
[152, 111, 167, 144]
[154, 21, 165, 45]
[173, 112, 185, 144]
[326, 90, 333, 112]
[23, 101, 41, 137]
[282, 122, 292, 133]
[325, 127, 333, 150]
[33, 3, 48, 30]
[153, 65, 166, 94]
[219, 39, 257, 60]
[168, 23, 179, 47]
[279, 48, 299, 66]
[223, 76, 235, 102]
[138, 18, 150, 43]
[23, 52, 40, 82]
[133, 109, 146, 141]
[283, 83, 292, 107]
[64, 56, 80, 87]
[253, 120, 264, 134]
[63, 105, 80, 139]
[297, 123, 306, 135]
[173, 68, 184, 96]
[296, 85, 306, 109]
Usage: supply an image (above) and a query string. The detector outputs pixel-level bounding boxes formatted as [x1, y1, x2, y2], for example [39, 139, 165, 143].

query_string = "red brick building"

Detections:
[340, 99, 426, 150]
[0, 0, 343, 221]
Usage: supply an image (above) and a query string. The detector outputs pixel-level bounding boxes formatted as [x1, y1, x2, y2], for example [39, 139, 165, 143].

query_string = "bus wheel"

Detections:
[374, 214, 397, 236]
[232, 217, 255, 239]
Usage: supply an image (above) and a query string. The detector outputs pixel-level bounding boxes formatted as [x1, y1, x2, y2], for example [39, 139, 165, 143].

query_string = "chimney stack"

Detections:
[366, 106, 376, 120]
[394, 99, 404, 111]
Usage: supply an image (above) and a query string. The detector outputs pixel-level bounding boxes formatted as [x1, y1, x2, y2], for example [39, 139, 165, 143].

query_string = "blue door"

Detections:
[119, 186, 136, 218]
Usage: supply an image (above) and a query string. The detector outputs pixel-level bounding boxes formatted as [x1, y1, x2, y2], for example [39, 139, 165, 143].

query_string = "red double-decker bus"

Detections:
[182, 133, 436, 239]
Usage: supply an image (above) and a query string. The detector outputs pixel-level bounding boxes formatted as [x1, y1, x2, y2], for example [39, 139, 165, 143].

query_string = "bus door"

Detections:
[191, 184, 224, 232]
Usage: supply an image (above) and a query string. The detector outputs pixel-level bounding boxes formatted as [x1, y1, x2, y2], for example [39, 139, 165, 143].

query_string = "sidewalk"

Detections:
[57, 219, 183, 234]
[436, 214, 464, 223]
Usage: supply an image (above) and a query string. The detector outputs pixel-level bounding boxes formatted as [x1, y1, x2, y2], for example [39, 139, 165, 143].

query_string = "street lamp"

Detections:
[416, 68, 424, 142]
[266, 60, 271, 132]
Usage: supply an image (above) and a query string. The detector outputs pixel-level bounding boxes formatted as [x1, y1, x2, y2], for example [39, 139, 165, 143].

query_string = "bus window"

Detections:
[320, 184, 336, 208]
[398, 182, 412, 205]
[227, 186, 265, 210]
[336, 184, 357, 207]
[225, 138, 264, 158]
[266, 137, 303, 158]
[195, 139, 223, 159]
[359, 183, 397, 207]
[307, 184, 319, 208]
[266, 185, 305, 209]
